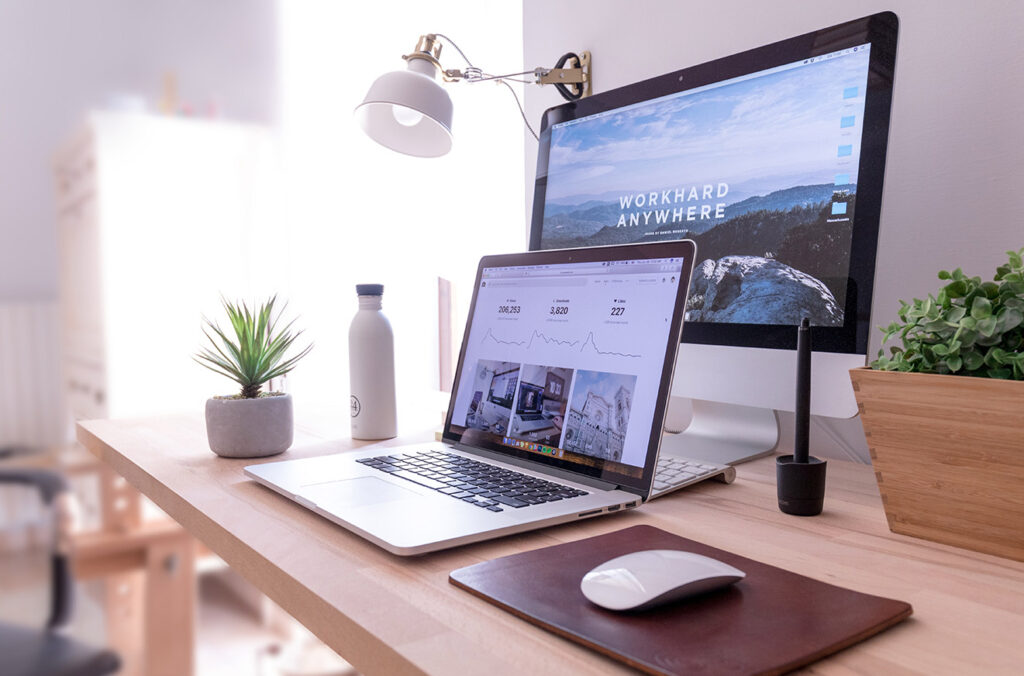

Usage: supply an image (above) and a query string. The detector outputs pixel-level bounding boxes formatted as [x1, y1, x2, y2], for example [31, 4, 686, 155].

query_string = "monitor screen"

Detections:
[443, 242, 695, 492]
[515, 381, 545, 415]
[530, 12, 898, 354]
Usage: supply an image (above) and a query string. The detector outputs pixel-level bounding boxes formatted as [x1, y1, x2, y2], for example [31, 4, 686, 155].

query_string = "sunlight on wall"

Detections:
[277, 2, 526, 430]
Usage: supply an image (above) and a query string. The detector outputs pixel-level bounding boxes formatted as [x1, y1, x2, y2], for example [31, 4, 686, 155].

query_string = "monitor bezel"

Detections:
[442, 240, 696, 495]
[528, 12, 898, 355]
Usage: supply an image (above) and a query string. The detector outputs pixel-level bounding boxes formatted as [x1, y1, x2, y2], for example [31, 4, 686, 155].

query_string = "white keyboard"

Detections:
[649, 455, 736, 498]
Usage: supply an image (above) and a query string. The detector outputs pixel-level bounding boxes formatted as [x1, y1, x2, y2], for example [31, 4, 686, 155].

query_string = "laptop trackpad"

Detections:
[301, 476, 420, 510]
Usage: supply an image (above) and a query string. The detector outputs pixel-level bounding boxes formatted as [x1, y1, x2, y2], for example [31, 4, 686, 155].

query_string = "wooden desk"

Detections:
[77, 414, 1024, 675]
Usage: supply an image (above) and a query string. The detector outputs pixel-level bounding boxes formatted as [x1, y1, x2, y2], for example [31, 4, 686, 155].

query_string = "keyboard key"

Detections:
[389, 470, 448, 490]
[492, 495, 529, 508]
[452, 490, 474, 499]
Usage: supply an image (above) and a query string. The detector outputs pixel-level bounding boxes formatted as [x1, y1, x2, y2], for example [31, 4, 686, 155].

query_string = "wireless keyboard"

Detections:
[649, 455, 735, 498]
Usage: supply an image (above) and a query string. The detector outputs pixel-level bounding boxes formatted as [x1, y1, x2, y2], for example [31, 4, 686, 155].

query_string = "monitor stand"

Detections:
[659, 399, 779, 466]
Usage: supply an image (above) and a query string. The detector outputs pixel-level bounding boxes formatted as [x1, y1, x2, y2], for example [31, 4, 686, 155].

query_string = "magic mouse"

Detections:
[580, 549, 745, 611]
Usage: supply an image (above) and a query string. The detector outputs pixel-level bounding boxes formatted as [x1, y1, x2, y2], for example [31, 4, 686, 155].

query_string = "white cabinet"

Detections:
[55, 112, 283, 419]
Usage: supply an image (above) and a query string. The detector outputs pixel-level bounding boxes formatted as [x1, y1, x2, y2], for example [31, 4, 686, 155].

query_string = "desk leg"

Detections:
[100, 464, 142, 531]
[144, 531, 196, 676]
[104, 570, 146, 676]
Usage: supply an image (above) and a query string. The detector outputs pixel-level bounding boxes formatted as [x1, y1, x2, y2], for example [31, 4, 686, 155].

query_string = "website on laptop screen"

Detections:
[447, 256, 686, 480]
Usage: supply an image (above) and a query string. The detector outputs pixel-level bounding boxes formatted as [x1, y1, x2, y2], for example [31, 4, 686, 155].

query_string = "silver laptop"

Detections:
[245, 241, 696, 555]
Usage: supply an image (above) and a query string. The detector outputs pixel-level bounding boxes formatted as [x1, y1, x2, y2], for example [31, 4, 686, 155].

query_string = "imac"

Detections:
[528, 13, 899, 465]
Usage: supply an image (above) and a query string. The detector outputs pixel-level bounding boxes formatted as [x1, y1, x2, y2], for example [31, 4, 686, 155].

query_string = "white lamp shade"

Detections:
[355, 63, 454, 158]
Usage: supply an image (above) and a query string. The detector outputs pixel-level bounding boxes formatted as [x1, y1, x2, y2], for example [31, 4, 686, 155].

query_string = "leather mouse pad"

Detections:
[449, 525, 912, 675]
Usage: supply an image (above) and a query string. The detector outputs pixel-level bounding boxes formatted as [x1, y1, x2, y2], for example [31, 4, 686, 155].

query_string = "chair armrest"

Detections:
[0, 467, 69, 504]
[0, 468, 75, 629]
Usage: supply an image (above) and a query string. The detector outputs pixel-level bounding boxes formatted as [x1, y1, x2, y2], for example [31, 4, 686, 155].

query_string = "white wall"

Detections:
[0, 1, 525, 440]
[276, 2, 524, 430]
[0, 0, 279, 302]
[523, 0, 1024, 462]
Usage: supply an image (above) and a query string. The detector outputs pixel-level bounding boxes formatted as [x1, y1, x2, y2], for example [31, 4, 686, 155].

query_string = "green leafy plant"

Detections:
[195, 296, 313, 398]
[872, 248, 1024, 379]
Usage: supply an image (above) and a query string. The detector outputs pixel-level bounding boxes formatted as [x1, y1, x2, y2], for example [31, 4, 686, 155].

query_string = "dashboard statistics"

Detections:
[448, 256, 686, 476]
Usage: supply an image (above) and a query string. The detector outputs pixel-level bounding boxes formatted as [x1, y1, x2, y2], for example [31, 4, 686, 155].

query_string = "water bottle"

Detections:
[349, 284, 397, 439]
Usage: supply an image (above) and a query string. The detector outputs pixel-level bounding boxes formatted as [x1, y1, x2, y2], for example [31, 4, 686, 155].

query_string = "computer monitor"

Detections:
[516, 382, 544, 415]
[528, 13, 898, 464]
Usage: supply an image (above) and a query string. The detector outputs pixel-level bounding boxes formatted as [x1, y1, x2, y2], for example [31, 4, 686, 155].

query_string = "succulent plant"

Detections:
[871, 248, 1024, 379]
[195, 296, 313, 398]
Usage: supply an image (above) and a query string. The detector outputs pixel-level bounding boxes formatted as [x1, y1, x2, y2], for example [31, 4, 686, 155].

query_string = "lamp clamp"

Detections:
[536, 51, 591, 97]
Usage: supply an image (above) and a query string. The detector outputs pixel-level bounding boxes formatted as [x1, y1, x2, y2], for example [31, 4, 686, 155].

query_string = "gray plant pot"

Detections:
[205, 393, 293, 458]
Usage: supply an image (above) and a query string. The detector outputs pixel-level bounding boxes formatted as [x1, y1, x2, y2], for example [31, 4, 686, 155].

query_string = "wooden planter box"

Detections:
[850, 367, 1024, 562]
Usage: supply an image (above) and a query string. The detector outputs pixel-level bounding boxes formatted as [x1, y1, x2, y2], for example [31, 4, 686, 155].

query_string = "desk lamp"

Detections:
[355, 33, 591, 157]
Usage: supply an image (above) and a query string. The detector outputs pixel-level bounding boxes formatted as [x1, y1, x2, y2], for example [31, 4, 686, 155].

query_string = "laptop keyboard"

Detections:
[650, 456, 735, 497]
[357, 450, 589, 512]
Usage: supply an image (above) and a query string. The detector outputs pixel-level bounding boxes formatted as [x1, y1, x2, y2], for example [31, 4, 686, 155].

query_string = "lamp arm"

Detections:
[407, 34, 591, 100]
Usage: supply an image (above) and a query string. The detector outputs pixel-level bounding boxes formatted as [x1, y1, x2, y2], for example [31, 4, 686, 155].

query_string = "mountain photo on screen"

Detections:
[541, 47, 872, 327]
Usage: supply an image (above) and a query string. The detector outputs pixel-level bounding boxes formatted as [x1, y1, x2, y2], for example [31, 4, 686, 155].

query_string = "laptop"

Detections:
[245, 241, 697, 555]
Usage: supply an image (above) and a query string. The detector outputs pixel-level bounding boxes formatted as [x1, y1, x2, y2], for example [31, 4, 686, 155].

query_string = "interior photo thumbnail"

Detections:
[463, 360, 521, 435]
[509, 364, 573, 446]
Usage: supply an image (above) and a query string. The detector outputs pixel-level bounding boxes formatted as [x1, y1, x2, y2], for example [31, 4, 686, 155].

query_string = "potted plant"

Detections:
[195, 296, 312, 458]
[849, 248, 1024, 561]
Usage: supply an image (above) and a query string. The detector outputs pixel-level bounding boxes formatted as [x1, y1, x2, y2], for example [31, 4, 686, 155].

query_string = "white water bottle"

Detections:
[349, 284, 397, 440]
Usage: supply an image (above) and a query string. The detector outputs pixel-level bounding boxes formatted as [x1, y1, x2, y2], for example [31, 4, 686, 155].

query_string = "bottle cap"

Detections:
[355, 284, 384, 296]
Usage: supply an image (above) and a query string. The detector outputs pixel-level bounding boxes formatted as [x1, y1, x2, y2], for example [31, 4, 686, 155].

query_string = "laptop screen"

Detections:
[443, 241, 695, 492]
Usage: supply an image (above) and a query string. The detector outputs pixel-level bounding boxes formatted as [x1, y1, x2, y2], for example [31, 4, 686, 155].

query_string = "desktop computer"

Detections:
[529, 12, 899, 465]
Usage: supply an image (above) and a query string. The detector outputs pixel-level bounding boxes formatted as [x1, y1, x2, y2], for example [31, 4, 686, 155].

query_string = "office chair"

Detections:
[0, 466, 121, 676]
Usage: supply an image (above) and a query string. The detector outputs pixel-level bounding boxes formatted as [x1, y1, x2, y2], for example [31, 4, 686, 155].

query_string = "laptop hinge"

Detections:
[452, 442, 625, 492]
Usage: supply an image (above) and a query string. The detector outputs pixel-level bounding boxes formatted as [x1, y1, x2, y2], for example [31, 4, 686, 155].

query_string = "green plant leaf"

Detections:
[971, 296, 992, 320]
[977, 315, 998, 337]
[962, 350, 984, 370]
[195, 296, 313, 396]
[945, 280, 968, 298]
[946, 306, 966, 323]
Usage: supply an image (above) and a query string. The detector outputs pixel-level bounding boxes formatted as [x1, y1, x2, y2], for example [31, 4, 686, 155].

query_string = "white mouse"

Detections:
[580, 549, 745, 612]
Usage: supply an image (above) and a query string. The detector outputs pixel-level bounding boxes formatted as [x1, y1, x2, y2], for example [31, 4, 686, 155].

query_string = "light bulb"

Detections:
[391, 105, 423, 127]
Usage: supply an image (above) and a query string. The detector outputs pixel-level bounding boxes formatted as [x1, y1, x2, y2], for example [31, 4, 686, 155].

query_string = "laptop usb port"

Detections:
[607, 505, 621, 512]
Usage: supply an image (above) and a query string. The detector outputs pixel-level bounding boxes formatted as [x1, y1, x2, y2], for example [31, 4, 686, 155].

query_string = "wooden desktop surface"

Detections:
[77, 414, 1024, 676]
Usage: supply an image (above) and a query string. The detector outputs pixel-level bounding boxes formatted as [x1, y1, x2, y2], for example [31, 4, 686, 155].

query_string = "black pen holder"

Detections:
[776, 455, 827, 516]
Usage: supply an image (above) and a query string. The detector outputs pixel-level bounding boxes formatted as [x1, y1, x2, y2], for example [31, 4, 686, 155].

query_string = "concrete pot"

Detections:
[205, 393, 293, 458]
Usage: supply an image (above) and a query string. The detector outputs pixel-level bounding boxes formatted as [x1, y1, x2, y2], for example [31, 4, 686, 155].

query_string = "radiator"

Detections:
[0, 301, 66, 448]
